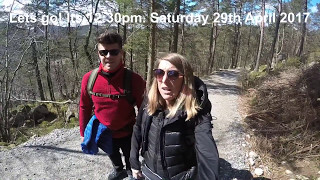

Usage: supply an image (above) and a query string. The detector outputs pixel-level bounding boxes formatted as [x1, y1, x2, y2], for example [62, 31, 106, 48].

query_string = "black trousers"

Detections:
[109, 135, 132, 172]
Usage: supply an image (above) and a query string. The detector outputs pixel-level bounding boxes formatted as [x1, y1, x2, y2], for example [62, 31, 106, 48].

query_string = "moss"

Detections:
[0, 142, 9, 146]
[65, 117, 79, 128]
[258, 64, 268, 72]
[286, 57, 302, 68]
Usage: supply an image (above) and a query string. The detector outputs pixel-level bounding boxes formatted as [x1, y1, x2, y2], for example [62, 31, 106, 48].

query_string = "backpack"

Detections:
[86, 68, 135, 105]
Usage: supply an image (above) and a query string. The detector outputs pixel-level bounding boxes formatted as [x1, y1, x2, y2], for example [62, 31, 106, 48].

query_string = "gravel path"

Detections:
[0, 70, 251, 180]
[203, 70, 252, 180]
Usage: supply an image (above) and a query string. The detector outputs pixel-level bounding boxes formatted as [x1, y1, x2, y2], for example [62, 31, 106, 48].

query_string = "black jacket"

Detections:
[130, 76, 219, 180]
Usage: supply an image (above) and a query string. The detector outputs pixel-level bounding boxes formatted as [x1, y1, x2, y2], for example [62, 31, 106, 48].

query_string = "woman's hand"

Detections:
[132, 168, 143, 179]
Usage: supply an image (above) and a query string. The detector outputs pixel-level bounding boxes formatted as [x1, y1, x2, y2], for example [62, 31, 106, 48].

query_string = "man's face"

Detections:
[98, 43, 123, 71]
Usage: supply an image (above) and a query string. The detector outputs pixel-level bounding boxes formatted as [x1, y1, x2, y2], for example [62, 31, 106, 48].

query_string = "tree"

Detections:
[268, 0, 282, 71]
[171, 0, 181, 53]
[82, 0, 100, 68]
[146, 0, 156, 90]
[254, 0, 265, 72]
[207, 0, 219, 73]
[44, 0, 55, 101]
[295, 0, 308, 57]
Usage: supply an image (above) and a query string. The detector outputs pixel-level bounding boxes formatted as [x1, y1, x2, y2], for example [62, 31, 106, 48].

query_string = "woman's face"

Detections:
[156, 60, 184, 106]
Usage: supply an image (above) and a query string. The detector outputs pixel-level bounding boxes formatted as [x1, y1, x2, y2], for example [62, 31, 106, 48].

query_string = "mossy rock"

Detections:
[0, 142, 9, 146]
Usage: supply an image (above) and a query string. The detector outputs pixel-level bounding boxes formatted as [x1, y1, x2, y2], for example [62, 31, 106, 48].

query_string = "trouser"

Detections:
[108, 135, 132, 173]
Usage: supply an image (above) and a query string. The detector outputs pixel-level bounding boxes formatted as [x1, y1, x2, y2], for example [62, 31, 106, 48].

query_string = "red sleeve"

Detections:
[131, 73, 146, 109]
[79, 71, 93, 137]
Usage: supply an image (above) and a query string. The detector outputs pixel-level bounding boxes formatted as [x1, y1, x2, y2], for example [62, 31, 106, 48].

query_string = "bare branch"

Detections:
[10, 95, 73, 104]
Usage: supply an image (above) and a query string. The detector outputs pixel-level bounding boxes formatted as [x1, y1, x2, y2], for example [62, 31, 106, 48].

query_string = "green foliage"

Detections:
[307, 51, 320, 64]
[286, 57, 302, 68]
[0, 141, 9, 146]
[240, 66, 268, 89]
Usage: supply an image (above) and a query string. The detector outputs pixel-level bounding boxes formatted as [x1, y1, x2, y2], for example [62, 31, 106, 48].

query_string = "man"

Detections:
[79, 32, 145, 180]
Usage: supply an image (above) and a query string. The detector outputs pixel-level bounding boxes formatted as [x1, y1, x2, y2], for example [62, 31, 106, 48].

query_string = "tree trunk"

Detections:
[84, 0, 100, 68]
[45, 0, 55, 101]
[146, 0, 156, 90]
[207, 0, 219, 73]
[123, 23, 127, 64]
[181, 0, 186, 55]
[68, 0, 79, 98]
[244, 23, 252, 68]
[268, 0, 282, 71]
[295, 0, 307, 57]
[254, 0, 265, 72]
[171, 0, 180, 53]
[31, 40, 45, 100]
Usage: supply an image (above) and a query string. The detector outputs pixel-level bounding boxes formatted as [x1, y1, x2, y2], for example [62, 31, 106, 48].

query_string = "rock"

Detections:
[32, 104, 50, 124]
[65, 103, 79, 123]
[254, 168, 264, 176]
[10, 112, 27, 127]
[281, 161, 287, 165]
[8, 144, 16, 149]
[249, 151, 258, 159]
[318, 171, 320, 175]
[285, 170, 293, 175]
[249, 158, 255, 166]
[317, 178, 320, 180]
[296, 175, 309, 180]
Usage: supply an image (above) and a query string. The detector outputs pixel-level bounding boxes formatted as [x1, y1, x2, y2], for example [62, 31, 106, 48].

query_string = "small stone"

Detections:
[242, 143, 246, 147]
[281, 161, 287, 165]
[318, 171, 320, 174]
[249, 158, 255, 166]
[317, 177, 320, 180]
[254, 168, 264, 176]
[249, 151, 258, 159]
[285, 170, 293, 175]
[296, 175, 309, 180]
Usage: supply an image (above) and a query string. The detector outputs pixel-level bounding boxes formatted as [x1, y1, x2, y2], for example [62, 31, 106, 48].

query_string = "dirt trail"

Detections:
[0, 70, 252, 180]
[203, 69, 252, 179]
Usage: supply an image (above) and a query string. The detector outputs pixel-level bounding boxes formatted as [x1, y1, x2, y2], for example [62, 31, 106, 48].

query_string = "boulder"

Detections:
[32, 104, 50, 124]
[65, 103, 79, 123]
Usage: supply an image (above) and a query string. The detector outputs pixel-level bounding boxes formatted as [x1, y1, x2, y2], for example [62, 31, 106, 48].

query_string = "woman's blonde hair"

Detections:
[147, 53, 200, 120]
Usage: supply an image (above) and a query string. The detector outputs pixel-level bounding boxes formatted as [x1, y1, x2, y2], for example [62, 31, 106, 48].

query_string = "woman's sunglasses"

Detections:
[153, 69, 183, 81]
[98, 49, 120, 56]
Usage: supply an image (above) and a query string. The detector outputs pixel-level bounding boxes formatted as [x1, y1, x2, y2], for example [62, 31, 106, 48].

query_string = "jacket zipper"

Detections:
[153, 112, 164, 174]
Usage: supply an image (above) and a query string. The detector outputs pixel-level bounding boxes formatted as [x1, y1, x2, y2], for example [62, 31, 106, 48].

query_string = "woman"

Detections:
[130, 53, 219, 180]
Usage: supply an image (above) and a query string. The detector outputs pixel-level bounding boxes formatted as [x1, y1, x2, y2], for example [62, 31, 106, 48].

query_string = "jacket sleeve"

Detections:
[194, 111, 219, 180]
[130, 97, 147, 170]
[79, 72, 93, 137]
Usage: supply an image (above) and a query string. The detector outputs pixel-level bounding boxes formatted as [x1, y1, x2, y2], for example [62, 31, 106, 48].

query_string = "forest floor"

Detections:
[0, 69, 265, 180]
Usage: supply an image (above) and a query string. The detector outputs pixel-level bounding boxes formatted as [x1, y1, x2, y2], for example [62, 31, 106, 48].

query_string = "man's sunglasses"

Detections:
[98, 49, 120, 56]
[153, 69, 183, 81]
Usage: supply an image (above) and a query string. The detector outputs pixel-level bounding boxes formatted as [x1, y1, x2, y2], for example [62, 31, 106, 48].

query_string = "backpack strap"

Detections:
[87, 68, 99, 97]
[123, 68, 135, 105]
[86, 67, 135, 105]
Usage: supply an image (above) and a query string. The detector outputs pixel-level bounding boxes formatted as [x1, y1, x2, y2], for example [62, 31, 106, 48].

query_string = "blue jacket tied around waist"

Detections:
[81, 115, 112, 155]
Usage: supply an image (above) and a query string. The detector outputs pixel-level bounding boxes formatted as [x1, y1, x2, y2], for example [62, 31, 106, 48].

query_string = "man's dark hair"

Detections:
[97, 32, 122, 49]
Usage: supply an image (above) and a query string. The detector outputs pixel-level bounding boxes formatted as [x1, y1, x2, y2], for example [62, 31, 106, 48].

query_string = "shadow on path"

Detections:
[206, 70, 241, 95]
[206, 83, 241, 95]
[219, 158, 271, 180]
[24, 145, 107, 156]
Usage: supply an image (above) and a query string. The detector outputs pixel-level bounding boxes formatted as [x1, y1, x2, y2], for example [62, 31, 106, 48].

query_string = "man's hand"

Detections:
[81, 136, 84, 142]
[132, 168, 143, 179]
